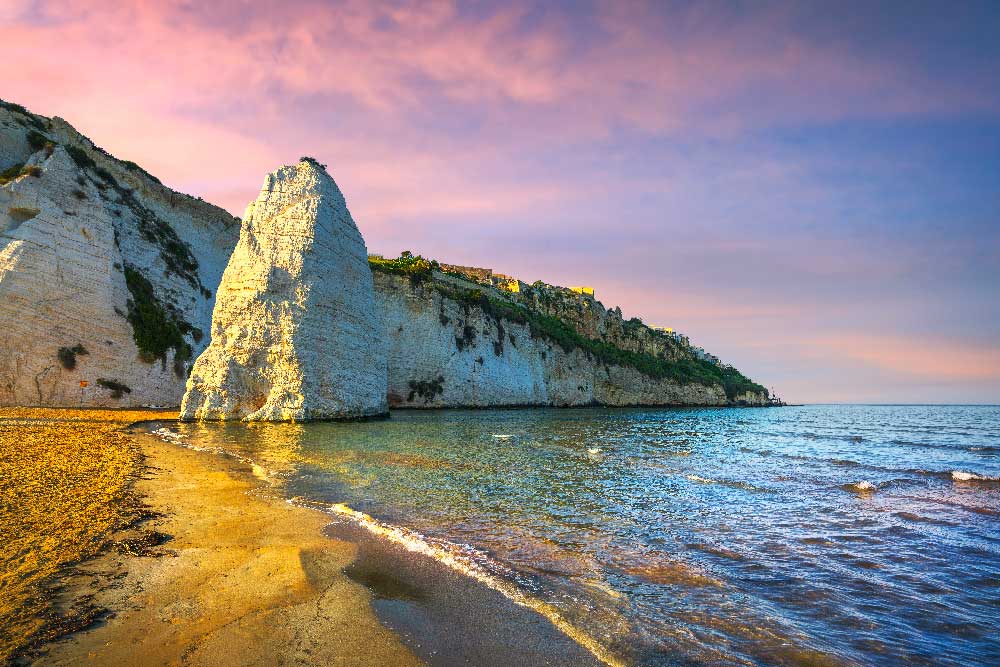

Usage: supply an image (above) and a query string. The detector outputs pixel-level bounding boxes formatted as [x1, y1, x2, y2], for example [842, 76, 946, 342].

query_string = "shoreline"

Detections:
[31, 428, 425, 666]
[4, 409, 610, 667]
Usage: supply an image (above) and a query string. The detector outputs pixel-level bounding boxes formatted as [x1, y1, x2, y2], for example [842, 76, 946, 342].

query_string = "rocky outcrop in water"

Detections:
[179, 159, 387, 421]
[0, 102, 237, 407]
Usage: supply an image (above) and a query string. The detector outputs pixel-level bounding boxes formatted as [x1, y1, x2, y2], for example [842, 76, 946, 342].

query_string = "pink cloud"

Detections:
[809, 334, 1000, 382]
[5, 0, 987, 148]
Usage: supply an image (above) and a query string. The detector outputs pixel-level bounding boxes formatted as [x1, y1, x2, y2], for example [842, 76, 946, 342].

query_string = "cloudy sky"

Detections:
[3, 0, 998, 403]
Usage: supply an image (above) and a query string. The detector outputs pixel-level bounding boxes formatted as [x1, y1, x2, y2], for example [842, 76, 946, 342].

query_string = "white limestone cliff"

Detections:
[375, 272, 736, 408]
[179, 159, 387, 421]
[0, 104, 237, 406]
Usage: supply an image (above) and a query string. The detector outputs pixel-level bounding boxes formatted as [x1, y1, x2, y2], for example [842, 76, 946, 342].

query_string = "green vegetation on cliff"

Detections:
[0, 98, 46, 131]
[56, 344, 89, 371]
[122, 264, 193, 377]
[368, 251, 437, 284]
[372, 252, 768, 401]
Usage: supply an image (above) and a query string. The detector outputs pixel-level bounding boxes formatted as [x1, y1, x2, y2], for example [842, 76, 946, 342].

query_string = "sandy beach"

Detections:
[1, 409, 604, 667]
[1, 408, 174, 662]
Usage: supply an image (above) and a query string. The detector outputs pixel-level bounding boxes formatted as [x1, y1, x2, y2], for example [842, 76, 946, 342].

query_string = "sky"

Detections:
[2, 0, 998, 403]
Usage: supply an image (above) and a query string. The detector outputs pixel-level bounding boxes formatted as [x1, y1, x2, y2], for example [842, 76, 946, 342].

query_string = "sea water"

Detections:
[163, 405, 1000, 666]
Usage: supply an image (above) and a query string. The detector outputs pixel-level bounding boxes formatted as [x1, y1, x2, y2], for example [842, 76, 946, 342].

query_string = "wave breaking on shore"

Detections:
[149, 424, 625, 667]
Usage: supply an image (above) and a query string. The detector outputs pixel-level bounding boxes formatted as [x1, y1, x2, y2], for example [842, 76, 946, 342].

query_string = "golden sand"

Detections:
[0, 408, 175, 662]
[1, 409, 422, 667]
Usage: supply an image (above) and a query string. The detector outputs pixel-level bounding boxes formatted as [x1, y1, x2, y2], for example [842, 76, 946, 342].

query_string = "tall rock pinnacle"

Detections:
[180, 158, 387, 421]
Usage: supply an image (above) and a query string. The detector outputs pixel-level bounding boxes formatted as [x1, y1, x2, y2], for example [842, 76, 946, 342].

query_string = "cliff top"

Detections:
[1, 98, 237, 232]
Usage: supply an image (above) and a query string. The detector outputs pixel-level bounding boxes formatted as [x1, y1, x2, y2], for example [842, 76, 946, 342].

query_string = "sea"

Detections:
[155, 405, 1000, 667]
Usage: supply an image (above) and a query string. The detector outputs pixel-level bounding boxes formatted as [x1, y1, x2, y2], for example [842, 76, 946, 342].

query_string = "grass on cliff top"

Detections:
[371, 252, 767, 400]
[0, 98, 46, 132]
[368, 251, 437, 284]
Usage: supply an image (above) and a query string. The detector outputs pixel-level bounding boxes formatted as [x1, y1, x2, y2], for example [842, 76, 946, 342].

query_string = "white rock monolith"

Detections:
[180, 158, 387, 421]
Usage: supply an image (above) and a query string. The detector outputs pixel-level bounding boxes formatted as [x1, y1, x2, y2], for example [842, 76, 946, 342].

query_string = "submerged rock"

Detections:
[180, 158, 387, 421]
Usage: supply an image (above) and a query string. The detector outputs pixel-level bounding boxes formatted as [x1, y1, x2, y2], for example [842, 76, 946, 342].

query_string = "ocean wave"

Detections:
[313, 501, 627, 667]
[843, 480, 877, 494]
[896, 494, 1000, 517]
[890, 439, 1000, 455]
[893, 511, 958, 526]
[684, 474, 773, 493]
[771, 451, 978, 482]
[951, 471, 1000, 484]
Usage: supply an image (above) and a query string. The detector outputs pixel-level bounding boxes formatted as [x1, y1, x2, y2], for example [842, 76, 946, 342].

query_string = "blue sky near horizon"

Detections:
[2, 0, 998, 403]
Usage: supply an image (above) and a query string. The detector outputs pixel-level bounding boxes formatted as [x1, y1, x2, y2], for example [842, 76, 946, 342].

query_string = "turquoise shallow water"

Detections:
[167, 405, 1000, 666]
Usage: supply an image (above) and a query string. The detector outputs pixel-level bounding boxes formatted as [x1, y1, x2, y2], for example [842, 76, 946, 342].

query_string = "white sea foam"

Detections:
[318, 501, 626, 667]
[841, 479, 878, 493]
[951, 470, 1000, 482]
[152, 426, 184, 443]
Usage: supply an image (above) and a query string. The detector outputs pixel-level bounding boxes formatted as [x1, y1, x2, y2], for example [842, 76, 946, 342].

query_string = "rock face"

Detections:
[180, 159, 387, 421]
[375, 272, 741, 408]
[0, 103, 237, 407]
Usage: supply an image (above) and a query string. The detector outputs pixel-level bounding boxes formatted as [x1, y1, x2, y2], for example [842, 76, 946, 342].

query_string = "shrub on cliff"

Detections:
[26, 129, 49, 151]
[121, 159, 162, 185]
[122, 264, 194, 375]
[8, 207, 40, 223]
[96, 378, 131, 399]
[0, 163, 24, 185]
[57, 344, 89, 370]
[65, 145, 97, 170]
[0, 98, 46, 131]
[299, 156, 328, 170]
[368, 252, 438, 285]
[408, 376, 445, 403]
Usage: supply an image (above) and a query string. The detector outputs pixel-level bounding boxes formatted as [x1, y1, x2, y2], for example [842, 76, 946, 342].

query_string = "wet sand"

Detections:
[334, 521, 605, 667]
[2, 410, 608, 667]
[23, 430, 424, 667]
